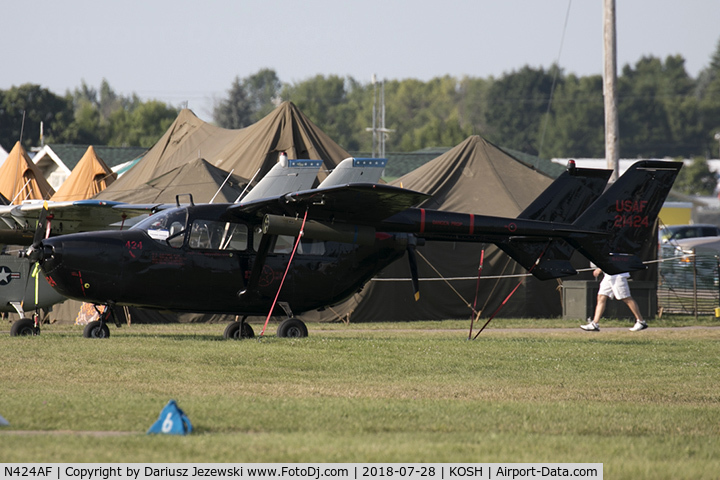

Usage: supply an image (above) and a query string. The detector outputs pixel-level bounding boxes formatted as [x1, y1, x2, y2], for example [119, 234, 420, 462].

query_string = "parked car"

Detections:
[660, 224, 720, 243]
[659, 235, 720, 290]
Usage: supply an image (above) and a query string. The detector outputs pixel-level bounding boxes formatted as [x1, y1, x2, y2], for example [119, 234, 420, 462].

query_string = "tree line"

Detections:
[215, 40, 720, 164]
[2, 38, 720, 194]
[0, 80, 179, 151]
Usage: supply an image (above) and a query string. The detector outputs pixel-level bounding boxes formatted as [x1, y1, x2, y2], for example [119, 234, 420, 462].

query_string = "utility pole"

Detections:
[603, 0, 619, 182]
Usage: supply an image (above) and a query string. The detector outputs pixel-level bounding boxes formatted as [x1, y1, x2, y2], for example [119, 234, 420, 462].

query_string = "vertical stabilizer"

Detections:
[568, 160, 682, 274]
[496, 163, 612, 279]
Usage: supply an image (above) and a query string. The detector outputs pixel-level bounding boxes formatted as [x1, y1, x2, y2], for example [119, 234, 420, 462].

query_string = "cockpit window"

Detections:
[188, 220, 248, 251]
[133, 209, 188, 244]
[268, 235, 326, 255]
[298, 238, 325, 255]
[252, 229, 325, 255]
[272, 235, 295, 254]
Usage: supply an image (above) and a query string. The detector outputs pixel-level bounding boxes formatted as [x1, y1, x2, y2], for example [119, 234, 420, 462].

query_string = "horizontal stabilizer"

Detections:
[496, 239, 578, 280]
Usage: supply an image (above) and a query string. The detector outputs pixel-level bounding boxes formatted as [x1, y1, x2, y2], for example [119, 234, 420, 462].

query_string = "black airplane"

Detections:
[3, 155, 383, 335]
[24, 160, 680, 339]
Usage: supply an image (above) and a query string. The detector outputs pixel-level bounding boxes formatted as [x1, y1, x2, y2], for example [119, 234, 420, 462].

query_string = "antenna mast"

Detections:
[365, 75, 394, 158]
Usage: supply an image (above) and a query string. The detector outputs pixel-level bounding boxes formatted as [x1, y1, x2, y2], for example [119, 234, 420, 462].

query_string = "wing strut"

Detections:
[467, 247, 485, 340]
[259, 209, 309, 338]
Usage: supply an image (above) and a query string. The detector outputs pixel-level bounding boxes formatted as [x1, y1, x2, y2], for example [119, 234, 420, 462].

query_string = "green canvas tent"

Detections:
[305, 135, 571, 322]
[96, 102, 349, 202]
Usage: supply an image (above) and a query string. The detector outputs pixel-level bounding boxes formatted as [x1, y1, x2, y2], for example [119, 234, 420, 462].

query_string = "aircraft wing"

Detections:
[228, 183, 430, 224]
[0, 200, 157, 245]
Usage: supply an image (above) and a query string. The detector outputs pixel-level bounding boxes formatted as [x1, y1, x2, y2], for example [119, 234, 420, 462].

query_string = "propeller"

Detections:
[34, 201, 53, 245]
[407, 234, 423, 301]
[14, 202, 54, 335]
[23, 202, 52, 264]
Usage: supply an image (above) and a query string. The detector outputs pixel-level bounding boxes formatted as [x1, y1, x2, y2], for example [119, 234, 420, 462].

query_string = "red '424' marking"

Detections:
[614, 215, 649, 228]
[126, 240, 142, 258]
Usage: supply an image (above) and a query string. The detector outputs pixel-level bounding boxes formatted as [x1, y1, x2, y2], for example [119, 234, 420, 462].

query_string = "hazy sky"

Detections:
[3, 0, 719, 121]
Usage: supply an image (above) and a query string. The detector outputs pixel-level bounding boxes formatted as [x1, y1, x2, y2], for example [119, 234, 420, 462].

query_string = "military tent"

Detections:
[32, 144, 147, 191]
[306, 135, 573, 322]
[112, 158, 247, 204]
[0, 141, 54, 204]
[50, 146, 117, 201]
[96, 102, 348, 202]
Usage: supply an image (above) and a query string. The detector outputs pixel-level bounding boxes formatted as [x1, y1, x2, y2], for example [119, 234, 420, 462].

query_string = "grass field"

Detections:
[1, 318, 719, 479]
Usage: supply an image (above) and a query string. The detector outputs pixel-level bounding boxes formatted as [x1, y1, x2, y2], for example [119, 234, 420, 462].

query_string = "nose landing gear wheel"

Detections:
[83, 320, 110, 338]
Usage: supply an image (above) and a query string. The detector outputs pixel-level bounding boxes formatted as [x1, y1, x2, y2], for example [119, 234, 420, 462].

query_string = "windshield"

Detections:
[132, 208, 188, 242]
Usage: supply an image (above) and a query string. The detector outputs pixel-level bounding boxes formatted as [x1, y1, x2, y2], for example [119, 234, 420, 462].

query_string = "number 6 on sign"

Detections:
[162, 412, 174, 433]
[147, 399, 193, 435]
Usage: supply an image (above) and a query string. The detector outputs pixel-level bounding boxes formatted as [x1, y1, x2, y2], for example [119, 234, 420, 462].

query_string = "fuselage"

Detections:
[38, 204, 407, 316]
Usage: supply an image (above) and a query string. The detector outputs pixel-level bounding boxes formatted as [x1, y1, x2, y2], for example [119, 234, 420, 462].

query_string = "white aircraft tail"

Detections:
[318, 157, 387, 188]
[238, 152, 322, 203]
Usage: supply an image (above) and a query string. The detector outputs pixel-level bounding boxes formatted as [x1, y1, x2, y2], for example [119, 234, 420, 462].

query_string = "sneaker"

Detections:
[580, 320, 600, 331]
[629, 320, 648, 332]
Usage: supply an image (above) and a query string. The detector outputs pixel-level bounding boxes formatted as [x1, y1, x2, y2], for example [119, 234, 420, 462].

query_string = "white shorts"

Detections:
[598, 274, 631, 300]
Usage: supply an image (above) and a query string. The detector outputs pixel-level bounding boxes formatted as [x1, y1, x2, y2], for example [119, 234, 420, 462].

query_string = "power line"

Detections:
[539, 0, 572, 158]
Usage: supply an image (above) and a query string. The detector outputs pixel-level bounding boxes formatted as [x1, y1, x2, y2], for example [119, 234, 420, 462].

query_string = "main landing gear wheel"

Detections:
[83, 320, 110, 339]
[276, 318, 308, 338]
[10, 318, 39, 336]
[223, 321, 255, 340]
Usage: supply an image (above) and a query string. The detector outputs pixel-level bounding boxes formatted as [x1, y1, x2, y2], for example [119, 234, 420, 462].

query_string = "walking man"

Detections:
[581, 267, 648, 332]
